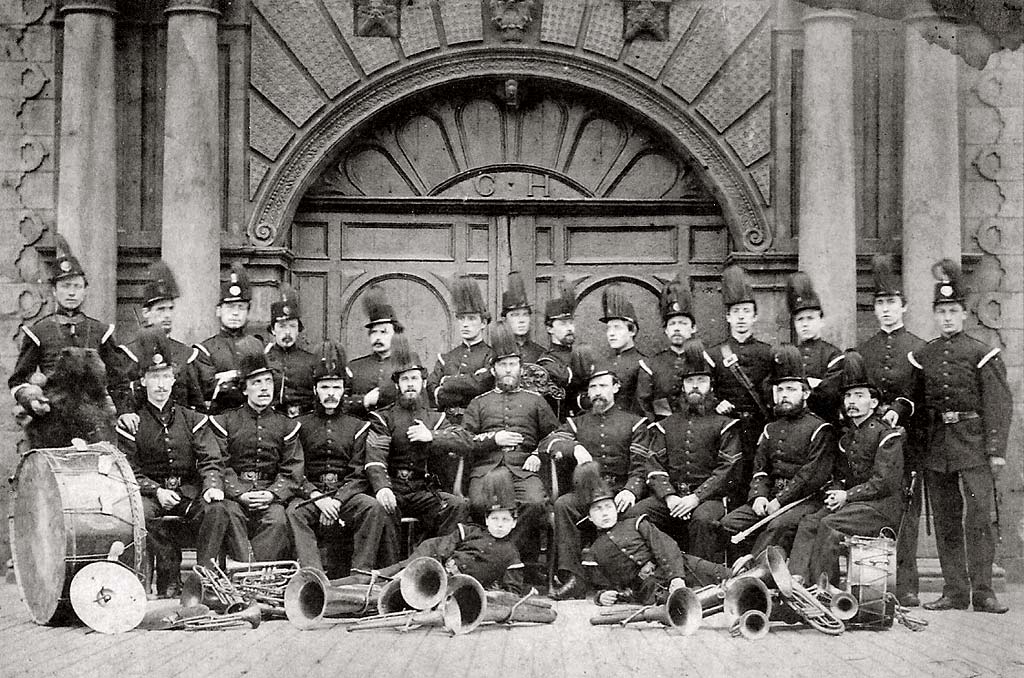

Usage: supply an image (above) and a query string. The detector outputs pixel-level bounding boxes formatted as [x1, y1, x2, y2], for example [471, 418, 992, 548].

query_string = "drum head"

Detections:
[10, 451, 68, 624]
[70, 562, 147, 634]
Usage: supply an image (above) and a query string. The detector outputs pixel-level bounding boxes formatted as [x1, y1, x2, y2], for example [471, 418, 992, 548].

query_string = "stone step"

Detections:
[917, 557, 1006, 593]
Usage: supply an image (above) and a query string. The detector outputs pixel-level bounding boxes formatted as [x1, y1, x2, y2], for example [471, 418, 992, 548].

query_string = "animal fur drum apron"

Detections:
[9, 441, 147, 625]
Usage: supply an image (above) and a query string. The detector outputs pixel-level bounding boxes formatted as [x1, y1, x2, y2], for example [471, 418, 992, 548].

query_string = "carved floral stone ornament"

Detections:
[623, 0, 671, 42]
[354, 0, 400, 38]
[489, 0, 535, 42]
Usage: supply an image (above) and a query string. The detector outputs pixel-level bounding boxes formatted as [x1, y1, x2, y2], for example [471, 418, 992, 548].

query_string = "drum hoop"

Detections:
[101, 442, 147, 578]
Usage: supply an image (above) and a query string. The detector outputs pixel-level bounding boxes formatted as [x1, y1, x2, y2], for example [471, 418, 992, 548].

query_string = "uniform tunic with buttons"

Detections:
[607, 345, 648, 417]
[209, 404, 302, 501]
[636, 348, 689, 417]
[857, 327, 926, 426]
[361, 405, 468, 493]
[797, 337, 845, 423]
[537, 343, 584, 420]
[833, 414, 904, 523]
[707, 336, 773, 417]
[9, 309, 120, 398]
[645, 410, 741, 503]
[515, 338, 546, 365]
[265, 343, 317, 416]
[404, 523, 524, 593]
[463, 388, 559, 481]
[538, 405, 650, 496]
[750, 411, 835, 505]
[194, 328, 265, 413]
[427, 340, 494, 412]
[112, 336, 204, 413]
[343, 353, 400, 418]
[295, 408, 368, 498]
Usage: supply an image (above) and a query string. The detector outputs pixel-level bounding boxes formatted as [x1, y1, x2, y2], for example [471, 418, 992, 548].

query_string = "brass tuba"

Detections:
[283, 567, 382, 629]
[806, 573, 859, 621]
[376, 556, 449, 613]
[160, 602, 263, 631]
[589, 586, 703, 635]
[348, 574, 487, 635]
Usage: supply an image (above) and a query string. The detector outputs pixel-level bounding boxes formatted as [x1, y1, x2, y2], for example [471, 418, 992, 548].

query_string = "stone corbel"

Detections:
[623, 0, 671, 42]
[354, 0, 401, 38]
[489, 0, 535, 42]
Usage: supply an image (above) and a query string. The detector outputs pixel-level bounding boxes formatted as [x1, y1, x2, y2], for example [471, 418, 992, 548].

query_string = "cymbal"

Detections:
[69, 562, 146, 634]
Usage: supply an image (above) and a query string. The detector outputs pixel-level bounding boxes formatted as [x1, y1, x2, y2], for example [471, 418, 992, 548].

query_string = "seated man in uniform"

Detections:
[117, 329, 246, 597]
[789, 351, 904, 586]
[627, 338, 741, 563]
[720, 345, 837, 557]
[265, 284, 317, 418]
[209, 339, 302, 561]
[574, 463, 733, 607]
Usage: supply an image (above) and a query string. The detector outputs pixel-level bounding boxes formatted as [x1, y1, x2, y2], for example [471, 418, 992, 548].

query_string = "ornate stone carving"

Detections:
[623, 0, 671, 42]
[489, 0, 535, 42]
[354, 0, 400, 38]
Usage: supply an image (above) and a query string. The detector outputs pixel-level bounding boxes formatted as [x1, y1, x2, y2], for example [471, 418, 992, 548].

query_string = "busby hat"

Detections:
[479, 468, 517, 513]
[599, 284, 637, 325]
[268, 283, 302, 331]
[771, 344, 807, 385]
[312, 341, 347, 382]
[839, 350, 876, 395]
[932, 258, 966, 305]
[362, 285, 402, 331]
[51, 234, 87, 283]
[220, 262, 251, 304]
[544, 276, 576, 322]
[236, 336, 273, 381]
[721, 264, 755, 309]
[573, 461, 615, 507]
[488, 321, 520, 364]
[501, 272, 531, 315]
[786, 271, 823, 316]
[135, 326, 175, 374]
[389, 333, 427, 382]
[570, 343, 615, 383]
[871, 255, 902, 298]
[680, 338, 714, 379]
[142, 260, 180, 307]
[659, 270, 694, 324]
[452, 275, 490, 319]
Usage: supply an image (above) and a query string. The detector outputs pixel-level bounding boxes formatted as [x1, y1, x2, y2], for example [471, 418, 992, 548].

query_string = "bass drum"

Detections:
[9, 442, 146, 624]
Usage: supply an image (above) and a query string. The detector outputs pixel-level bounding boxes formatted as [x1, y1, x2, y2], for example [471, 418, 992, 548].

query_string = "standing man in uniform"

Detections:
[195, 263, 263, 414]
[209, 339, 302, 561]
[599, 285, 648, 417]
[116, 329, 245, 596]
[630, 338, 741, 563]
[856, 255, 926, 607]
[720, 345, 837, 556]
[354, 334, 470, 540]
[540, 358, 655, 599]
[537, 277, 581, 421]
[461, 322, 559, 575]
[10, 237, 121, 426]
[708, 264, 773, 509]
[501, 272, 545, 364]
[786, 272, 844, 424]
[287, 343, 398, 575]
[638, 270, 698, 419]
[265, 284, 317, 418]
[343, 286, 402, 419]
[916, 259, 1011, 614]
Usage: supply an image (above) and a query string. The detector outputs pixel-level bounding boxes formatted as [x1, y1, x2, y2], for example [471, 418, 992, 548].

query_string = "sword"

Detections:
[993, 484, 1002, 544]
[923, 471, 932, 537]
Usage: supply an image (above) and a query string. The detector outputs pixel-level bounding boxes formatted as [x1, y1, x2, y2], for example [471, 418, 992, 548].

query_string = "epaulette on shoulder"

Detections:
[118, 344, 139, 363]
[638, 359, 653, 376]
[827, 353, 845, 369]
[20, 325, 40, 346]
[811, 421, 831, 442]
[631, 418, 646, 432]
[633, 514, 648, 530]
[721, 418, 739, 434]
[187, 347, 199, 363]
[263, 343, 274, 354]
[194, 343, 211, 357]
[355, 421, 371, 439]
[907, 352, 922, 369]
[879, 430, 902, 449]
[978, 347, 1001, 369]
[191, 414, 209, 434]
[208, 416, 228, 436]
[647, 421, 665, 434]
[284, 422, 301, 442]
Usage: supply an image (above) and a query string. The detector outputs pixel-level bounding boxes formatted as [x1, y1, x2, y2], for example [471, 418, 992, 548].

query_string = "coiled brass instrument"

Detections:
[224, 558, 299, 609]
[806, 573, 859, 621]
[160, 602, 262, 631]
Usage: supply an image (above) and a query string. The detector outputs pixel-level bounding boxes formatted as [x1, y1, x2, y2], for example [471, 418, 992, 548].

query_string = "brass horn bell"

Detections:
[349, 574, 487, 635]
[376, 556, 448, 614]
[589, 586, 702, 635]
[283, 567, 381, 630]
[728, 546, 793, 598]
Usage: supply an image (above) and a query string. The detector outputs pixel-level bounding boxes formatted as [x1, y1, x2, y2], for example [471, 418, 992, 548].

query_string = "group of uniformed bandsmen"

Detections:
[9, 245, 1013, 617]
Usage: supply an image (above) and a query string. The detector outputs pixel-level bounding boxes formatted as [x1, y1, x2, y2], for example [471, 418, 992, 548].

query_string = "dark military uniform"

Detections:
[537, 343, 584, 421]
[789, 415, 904, 583]
[209, 404, 302, 560]
[636, 348, 689, 418]
[914, 332, 1012, 604]
[194, 329, 265, 414]
[707, 335, 773, 505]
[603, 345, 647, 417]
[343, 353, 400, 418]
[117, 402, 248, 583]
[112, 336, 204, 413]
[427, 340, 494, 414]
[584, 514, 732, 604]
[463, 387, 559, 566]
[539, 405, 653, 579]
[265, 342, 317, 417]
[515, 338, 546, 365]
[858, 325, 926, 598]
[797, 337, 844, 424]
[353, 404, 469, 538]
[286, 408, 397, 573]
[720, 410, 836, 556]
[629, 409, 741, 561]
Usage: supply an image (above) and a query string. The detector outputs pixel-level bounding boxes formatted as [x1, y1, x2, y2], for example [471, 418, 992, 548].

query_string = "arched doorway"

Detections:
[288, 78, 731, 361]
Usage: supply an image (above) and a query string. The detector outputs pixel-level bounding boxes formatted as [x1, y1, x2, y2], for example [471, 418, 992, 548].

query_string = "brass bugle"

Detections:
[283, 567, 382, 630]
[730, 609, 770, 640]
[376, 557, 448, 614]
[807, 573, 859, 622]
[589, 587, 702, 635]
[482, 591, 557, 625]
[349, 574, 487, 635]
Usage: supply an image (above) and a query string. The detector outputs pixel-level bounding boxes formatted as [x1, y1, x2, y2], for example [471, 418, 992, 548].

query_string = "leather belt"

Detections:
[240, 470, 273, 482]
[163, 476, 181, 490]
[395, 468, 425, 481]
[940, 410, 979, 424]
[319, 472, 340, 485]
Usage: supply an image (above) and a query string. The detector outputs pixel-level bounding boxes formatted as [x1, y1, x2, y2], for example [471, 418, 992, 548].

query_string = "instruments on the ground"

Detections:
[223, 558, 299, 609]
[806, 574, 859, 621]
[9, 442, 147, 626]
[730, 496, 812, 544]
[376, 557, 449, 614]
[782, 577, 846, 635]
[68, 559, 147, 634]
[588, 586, 703, 635]
[845, 532, 897, 628]
[160, 602, 263, 630]
[349, 573, 487, 635]
[730, 610, 770, 640]
[186, 561, 250, 613]
[482, 590, 557, 625]
[283, 568, 383, 629]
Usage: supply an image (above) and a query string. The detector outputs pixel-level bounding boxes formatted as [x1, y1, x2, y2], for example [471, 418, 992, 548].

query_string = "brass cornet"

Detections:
[161, 602, 263, 631]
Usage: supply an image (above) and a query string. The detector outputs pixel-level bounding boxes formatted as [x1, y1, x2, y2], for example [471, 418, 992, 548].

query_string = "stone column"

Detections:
[161, 0, 222, 344]
[56, 1, 118, 320]
[902, 5, 963, 340]
[798, 8, 858, 349]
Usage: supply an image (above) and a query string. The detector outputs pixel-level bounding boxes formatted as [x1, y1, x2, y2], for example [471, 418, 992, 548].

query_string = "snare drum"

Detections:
[9, 442, 146, 624]
[846, 532, 897, 628]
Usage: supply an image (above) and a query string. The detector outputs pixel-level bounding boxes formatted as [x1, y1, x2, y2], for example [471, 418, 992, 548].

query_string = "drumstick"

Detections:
[730, 495, 812, 544]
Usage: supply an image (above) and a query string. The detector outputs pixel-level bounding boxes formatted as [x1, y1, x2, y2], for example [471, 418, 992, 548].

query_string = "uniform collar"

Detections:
[880, 325, 905, 336]
[145, 399, 175, 424]
[729, 333, 756, 346]
[245, 402, 271, 417]
[614, 345, 637, 356]
[592, 403, 618, 417]
[219, 326, 246, 338]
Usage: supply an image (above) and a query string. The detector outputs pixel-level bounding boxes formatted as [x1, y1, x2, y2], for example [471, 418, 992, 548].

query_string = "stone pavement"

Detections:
[1, 582, 1023, 678]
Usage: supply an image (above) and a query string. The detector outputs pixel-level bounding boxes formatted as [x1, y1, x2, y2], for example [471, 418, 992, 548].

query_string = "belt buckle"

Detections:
[164, 476, 181, 490]
[397, 469, 413, 481]
[286, 405, 302, 418]
[941, 411, 959, 424]
[241, 470, 258, 482]
[321, 472, 338, 484]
